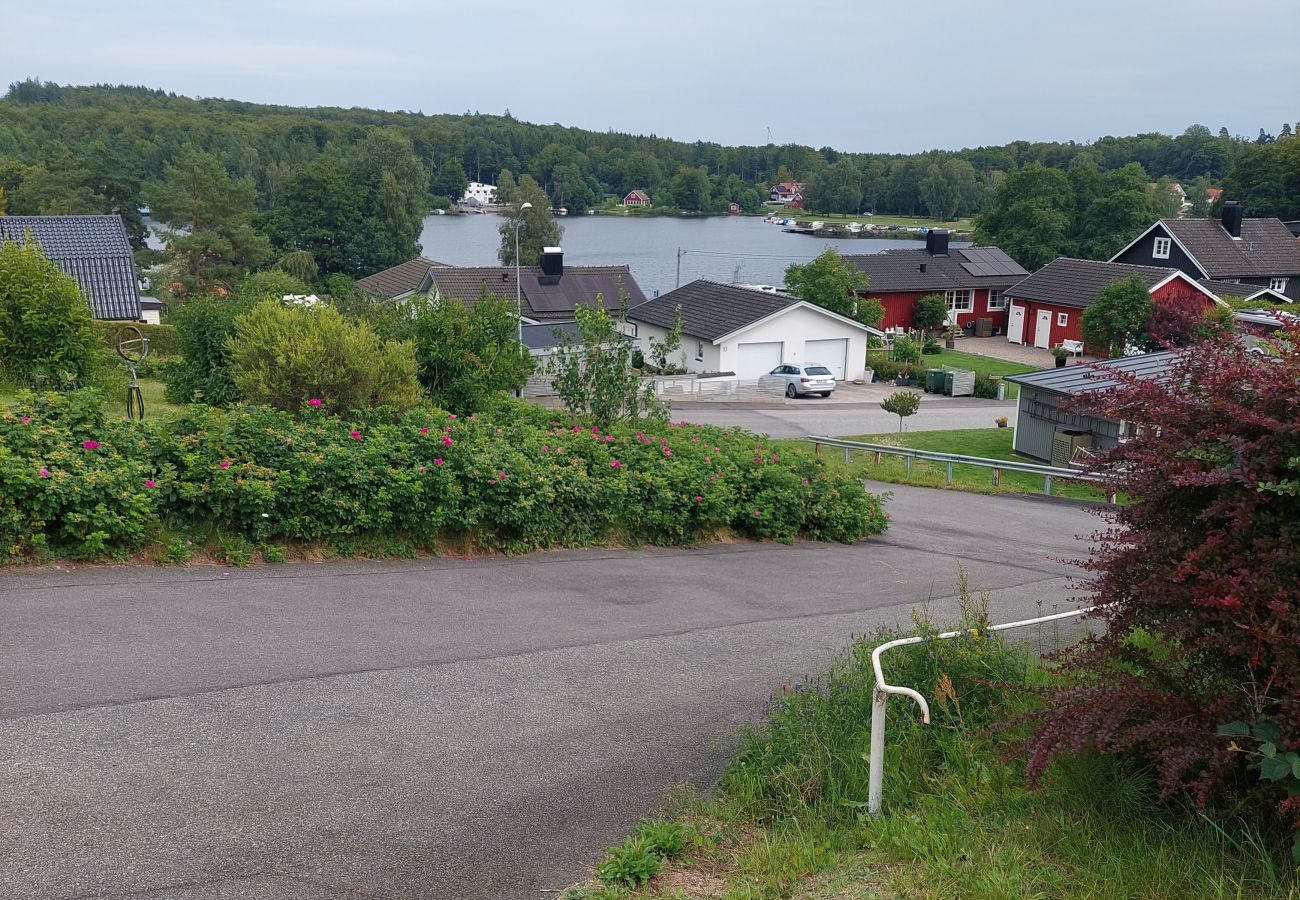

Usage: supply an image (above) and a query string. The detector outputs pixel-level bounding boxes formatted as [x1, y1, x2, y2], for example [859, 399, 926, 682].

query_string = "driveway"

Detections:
[0, 484, 1100, 899]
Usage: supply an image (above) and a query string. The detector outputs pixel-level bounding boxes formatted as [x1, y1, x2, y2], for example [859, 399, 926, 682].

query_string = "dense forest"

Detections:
[0, 79, 1296, 287]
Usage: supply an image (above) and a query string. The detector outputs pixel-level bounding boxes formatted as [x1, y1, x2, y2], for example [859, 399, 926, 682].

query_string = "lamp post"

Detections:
[515, 201, 532, 352]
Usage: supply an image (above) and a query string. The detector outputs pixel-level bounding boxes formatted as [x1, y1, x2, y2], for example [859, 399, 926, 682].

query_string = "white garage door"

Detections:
[805, 338, 848, 381]
[736, 341, 784, 379]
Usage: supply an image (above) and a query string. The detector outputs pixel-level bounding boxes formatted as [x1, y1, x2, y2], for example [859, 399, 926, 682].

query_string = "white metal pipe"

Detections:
[866, 605, 1099, 816]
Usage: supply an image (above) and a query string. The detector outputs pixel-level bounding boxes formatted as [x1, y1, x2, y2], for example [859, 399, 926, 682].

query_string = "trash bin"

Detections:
[925, 368, 946, 393]
[943, 370, 955, 395]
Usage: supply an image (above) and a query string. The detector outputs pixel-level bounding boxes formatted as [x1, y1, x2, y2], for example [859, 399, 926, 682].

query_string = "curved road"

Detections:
[0, 484, 1100, 899]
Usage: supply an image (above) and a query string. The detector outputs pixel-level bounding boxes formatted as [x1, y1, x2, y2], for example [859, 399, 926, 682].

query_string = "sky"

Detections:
[3, 0, 1297, 154]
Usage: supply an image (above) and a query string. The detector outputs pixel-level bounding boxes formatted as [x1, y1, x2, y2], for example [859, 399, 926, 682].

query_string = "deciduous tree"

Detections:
[498, 175, 562, 266]
[784, 249, 883, 327]
[1081, 277, 1152, 356]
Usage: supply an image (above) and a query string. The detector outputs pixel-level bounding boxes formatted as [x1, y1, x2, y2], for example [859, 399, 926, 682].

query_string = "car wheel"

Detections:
[819, 392, 831, 398]
[785, 383, 798, 398]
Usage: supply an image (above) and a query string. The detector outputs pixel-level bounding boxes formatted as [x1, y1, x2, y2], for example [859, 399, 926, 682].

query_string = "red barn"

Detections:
[841, 230, 1028, 333]
[1003, 258, 1231, 353]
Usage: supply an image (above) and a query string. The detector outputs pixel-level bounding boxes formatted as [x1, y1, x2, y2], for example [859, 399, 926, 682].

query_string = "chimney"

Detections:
[538, 247, 563, 285]
[925, 228, 950, 256]
[1221, 201, 1243, 239]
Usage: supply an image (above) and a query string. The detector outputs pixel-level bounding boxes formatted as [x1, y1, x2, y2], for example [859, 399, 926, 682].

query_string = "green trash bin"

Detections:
[925, 368, 946, 393]
[943, 370, 956, 396]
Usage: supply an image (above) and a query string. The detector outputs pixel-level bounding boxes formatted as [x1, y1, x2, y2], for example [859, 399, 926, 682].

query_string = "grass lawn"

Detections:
[868, 348, 1036, 399]
[792, 427, 1110, 502]
[2, 377, 185, 423]
[565, 599, 1296, 899]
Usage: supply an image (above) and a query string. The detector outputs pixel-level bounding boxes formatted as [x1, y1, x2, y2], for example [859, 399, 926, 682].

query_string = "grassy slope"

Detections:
[565, 606, 1297, 899]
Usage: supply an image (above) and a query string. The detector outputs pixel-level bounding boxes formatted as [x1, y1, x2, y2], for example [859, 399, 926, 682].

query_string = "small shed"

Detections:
[1004, 352, 1177, 463]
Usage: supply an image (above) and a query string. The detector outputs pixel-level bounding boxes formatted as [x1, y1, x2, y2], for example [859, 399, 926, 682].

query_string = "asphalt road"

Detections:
[0, 484, 1102, 899]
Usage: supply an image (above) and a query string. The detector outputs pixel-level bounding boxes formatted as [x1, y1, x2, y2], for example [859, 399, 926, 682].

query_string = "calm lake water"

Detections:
[418, 213, 938, 298]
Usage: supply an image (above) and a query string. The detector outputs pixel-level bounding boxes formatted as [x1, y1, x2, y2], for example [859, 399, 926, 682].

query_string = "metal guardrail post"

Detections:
[845, 447, 851, 463]
[1044, 475, 1052, 495]
[992, 467, 1001, 486]
[904, 456, 913, 475]
[867, 606, 1099, 816]
[945, 461, 953, 483]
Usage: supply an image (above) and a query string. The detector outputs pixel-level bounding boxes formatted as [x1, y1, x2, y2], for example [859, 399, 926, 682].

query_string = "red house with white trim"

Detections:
[622, 189, 651, 207]
[841, 230, 1028, 333]
[1002, 258, 1233, 353]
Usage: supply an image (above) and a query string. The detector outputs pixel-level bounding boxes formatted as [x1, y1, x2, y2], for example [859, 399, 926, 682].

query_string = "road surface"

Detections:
[0, 484, 1100, 899]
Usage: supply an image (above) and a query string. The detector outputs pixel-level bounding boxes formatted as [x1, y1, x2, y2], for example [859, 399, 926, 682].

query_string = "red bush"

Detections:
[1016, 323, 1300, 834]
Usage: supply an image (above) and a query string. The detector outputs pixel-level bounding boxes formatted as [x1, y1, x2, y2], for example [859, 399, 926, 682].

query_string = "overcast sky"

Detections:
[3, 0, 1297, 153]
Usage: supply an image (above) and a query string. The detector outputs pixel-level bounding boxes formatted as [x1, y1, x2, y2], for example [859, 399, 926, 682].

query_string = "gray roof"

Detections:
[354, 256, 448, 298]
[426, 264, 647, 321]
[628, 280, 800, 341]
[841, 245, 1028, 292]
[1005, 351, 1177, 396]
[0, 215, 140, 319]
[1162, 217, 1300, 278]
[521, 321, 581, 349]
[1006, 258, 1187, 308]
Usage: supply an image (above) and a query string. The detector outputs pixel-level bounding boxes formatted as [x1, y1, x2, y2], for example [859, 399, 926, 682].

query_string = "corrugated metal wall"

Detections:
[1013, 387, 1123, 462]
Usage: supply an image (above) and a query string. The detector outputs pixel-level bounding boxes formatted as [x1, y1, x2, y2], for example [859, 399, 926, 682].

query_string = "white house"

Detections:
[462, 182, 497, 206]
[628, 280, 882, 381]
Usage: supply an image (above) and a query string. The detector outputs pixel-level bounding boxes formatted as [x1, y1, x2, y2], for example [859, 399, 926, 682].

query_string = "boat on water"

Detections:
[846, 222, 863, 234]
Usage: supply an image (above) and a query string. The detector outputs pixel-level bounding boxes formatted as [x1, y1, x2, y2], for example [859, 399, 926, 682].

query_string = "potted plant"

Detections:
[944, 326, 960, 350]
[995, 416, 1008, 428]
[1050, 345, 1069, 368]
[895, 363, 913, 387]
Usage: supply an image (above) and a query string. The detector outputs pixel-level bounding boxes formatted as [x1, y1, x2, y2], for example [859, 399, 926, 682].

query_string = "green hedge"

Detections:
[0, 392, 888, 561]
[91, 321, 181, 357]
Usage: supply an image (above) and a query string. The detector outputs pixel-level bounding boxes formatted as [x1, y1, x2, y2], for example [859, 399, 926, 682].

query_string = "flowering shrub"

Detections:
[1012, 324, 1300, 851]
[0, 394, 888, 560]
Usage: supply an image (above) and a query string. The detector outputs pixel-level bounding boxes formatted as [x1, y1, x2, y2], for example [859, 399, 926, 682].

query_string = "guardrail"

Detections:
[807, 435, 1114, 499]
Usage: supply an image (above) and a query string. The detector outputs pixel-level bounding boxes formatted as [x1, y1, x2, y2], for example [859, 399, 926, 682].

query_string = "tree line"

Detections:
[0, 79, 1295, 287]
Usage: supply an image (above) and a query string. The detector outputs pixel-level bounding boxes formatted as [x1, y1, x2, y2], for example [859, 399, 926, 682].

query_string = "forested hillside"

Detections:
[0, 79, 1294, 285]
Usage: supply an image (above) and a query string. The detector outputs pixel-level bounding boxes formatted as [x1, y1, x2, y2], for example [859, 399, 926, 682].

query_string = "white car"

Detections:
[760, 363, 836, 398]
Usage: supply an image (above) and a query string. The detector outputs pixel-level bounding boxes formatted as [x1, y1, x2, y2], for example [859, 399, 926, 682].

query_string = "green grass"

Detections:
[794, 427, 1111, 502]
[2, 377, 185, 423]
[565, 583, 1297, 899]
[869, 348, 1036, 399]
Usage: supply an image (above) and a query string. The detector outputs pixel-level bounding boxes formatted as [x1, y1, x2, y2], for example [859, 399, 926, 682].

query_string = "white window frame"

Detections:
[1057, 312, 1069, 327]
[944, 289, 973, 313]
[1270, 277, 1289, 292]
[1153, 237, 1171, 259]
[986, 289, 1006, 311]
[694, 340, 705, 362]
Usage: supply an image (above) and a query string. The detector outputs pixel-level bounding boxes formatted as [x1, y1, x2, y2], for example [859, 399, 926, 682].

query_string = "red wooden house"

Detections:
[622, 189, 652, 207]
[841, 230, 1028, 333]
[1003, 258, 1232, 352]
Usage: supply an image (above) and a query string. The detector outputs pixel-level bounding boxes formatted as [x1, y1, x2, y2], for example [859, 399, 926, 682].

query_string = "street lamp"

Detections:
[515, 201, 532, 353]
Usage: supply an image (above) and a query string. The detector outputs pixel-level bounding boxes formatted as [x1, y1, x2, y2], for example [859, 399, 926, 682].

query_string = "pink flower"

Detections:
[497, 471, 507, 481]
[610, 459, 622, 469]
[705, 456, 711, 463]
[434, 458, 445, 466]
[219, 459, 231, 469]
[38, 467, 51, 478]
[418, 465, 426, 473]
[419, 427, 430, 435]
[663, 449, 673, 457]
[82, 440, 99, 450]
[442, 436, 453, 447]
[753, 510, 762, 517]
[449, 414, 458, 420]
[754, 456, 762, 464]
[20, 415, 31, 425]
[604, 435, 614, 443]
[708, 476, 716, 482]
[144, 479, 156, 488]
[691, 437, 700, 443]
[350, 430, 362, 440]
[543, 445, 550, 452]
[307, 398, 322, 408]
[694, 495, 703, 503]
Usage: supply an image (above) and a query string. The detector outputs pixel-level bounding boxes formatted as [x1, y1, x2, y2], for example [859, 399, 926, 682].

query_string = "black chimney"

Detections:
[1221, 201, 1243, 239]
[925, 228, 950, 256]
[538, 247, 563, 285]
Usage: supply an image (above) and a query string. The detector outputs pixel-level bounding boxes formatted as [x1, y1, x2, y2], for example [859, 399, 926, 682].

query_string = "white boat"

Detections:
[846, 222, 863, 234]
[810, 221, 824, 231]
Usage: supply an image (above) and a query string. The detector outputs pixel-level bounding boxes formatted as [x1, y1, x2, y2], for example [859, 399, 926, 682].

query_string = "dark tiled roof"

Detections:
[0, 215, 140, 319]
[1163, 217, 1300, 277]
[1199, 278, 1269, 300]
[628, 280, 799, 341]
[1006, 351, 1178, 396]
[427, 265, 647, 321]
[841, 245, 1027, 293]
[1005, 258, 1187, 309]
[354, 256, 447, 298]
[521, 321, 582, 349]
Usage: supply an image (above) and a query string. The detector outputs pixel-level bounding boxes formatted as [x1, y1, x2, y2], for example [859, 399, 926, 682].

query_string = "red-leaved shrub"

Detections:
[1015, 323, 1300, 840]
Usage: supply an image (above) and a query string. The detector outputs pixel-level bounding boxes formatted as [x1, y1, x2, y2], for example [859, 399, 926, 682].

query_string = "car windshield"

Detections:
[804, 366, 832, 376]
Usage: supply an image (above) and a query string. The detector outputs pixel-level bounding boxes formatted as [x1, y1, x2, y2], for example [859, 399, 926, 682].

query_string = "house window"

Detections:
[1057, 312, 1069, 327]
[944, 289, 973, 313]
[1270, 277, 1289, 292]
[1153, 237, 1171, 259]
[987, 290, 1006, 311]
[694, 340, 705, 361]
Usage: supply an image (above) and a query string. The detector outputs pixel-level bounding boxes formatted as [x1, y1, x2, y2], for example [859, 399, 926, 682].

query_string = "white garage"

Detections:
[804, 338, 848, 381]
[736, 341, 784, 378]
[630, 281, 883, 382]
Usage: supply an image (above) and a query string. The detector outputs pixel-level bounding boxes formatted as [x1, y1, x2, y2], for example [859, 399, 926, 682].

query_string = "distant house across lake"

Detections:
[622, 189, 651, 208]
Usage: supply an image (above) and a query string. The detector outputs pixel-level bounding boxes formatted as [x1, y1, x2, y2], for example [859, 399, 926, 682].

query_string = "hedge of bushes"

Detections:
[0, 391, 888, 562]
[91, 321, 181, 357]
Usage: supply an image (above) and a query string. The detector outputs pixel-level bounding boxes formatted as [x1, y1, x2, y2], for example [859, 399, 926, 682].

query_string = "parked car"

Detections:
[759, 363, 836, 398]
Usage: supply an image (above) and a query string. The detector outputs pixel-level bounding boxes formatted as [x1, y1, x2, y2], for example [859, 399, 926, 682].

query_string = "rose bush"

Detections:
[1, 393, 888, 560]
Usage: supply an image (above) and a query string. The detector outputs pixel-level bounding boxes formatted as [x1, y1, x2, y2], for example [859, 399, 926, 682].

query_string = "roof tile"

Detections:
[0, 215, 140, 319]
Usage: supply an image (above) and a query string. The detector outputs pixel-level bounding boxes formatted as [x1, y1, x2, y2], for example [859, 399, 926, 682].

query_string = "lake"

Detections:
[419, 213, 938, 298]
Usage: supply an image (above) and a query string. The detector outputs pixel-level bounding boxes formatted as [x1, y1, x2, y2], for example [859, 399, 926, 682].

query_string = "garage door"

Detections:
[805, 338, 848, 381]
[736, 341, 784, 379]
